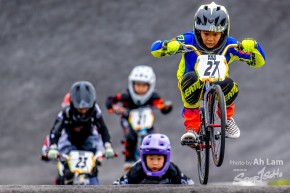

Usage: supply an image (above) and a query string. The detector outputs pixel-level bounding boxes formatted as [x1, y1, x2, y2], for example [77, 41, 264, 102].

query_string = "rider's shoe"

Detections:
[180, 130, 198, 144]
[225, 117, 240, 138]
[124, 162, 134, 173]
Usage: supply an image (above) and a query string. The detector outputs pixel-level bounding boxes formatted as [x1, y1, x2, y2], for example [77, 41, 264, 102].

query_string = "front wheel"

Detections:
[208, 85, 226, 167]
[196, 107, 210, 184]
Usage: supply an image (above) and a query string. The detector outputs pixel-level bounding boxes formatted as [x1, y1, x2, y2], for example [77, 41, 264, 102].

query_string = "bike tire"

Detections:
[208, 85, 226, 167]
[196, 107, 210, 184]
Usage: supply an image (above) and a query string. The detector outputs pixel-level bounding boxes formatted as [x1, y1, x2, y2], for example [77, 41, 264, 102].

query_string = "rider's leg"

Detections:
[82, 130, 106, 179]
[217, 78, 240, 138]
[125, 128, 137, 162]
[82, 129, 104, 154]
[183, 108, 200, 133]
[58, 130, 77, 154]
[56, 130, 76, 185]
[120, 118, 137, 162]
[179, 71, 204, 141]
[123, 127, 137, 172]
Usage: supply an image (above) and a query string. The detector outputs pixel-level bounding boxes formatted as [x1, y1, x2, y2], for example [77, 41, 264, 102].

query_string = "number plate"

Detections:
[68, 151, 95, 174]
[195, 55, 228, 82]
[128, 108, 154, 131]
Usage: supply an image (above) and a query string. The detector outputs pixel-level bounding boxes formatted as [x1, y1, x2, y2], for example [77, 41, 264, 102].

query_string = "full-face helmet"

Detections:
[128, 65, 156, 105]
[140, 134, 171, 177]
[194, 2, 230, 53]
[70, 81, 96, 122]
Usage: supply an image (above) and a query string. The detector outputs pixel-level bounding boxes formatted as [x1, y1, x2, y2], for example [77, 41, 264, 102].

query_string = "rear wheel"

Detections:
[208, 85, 226, 167]
[196, 107, 210, 184]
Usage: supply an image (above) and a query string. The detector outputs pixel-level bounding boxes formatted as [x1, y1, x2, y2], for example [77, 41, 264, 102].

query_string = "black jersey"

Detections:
[113, 161, 194, 185]
[106, 89, 171, 116]
[49, 104, 111, 147]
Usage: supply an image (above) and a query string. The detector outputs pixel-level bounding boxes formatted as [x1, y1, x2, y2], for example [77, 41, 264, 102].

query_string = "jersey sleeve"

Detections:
[49, 110, 65, 146]
[150, 32, 193, 58]
[150, 92, 172, 114]
[113, 161, 145, 184]
[95, 115, 111, 144]
[105, 92, 123, 110]
[226, 37, 266, 68]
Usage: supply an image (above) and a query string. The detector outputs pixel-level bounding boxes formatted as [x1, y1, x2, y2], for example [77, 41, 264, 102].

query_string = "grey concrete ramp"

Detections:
[0, 185, 289, 193]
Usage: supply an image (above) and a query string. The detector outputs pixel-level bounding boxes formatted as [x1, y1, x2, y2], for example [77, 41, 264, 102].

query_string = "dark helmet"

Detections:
[69, 81, 96, 122]
[194, 2, 230, 54]
[140, 134, 171, 177]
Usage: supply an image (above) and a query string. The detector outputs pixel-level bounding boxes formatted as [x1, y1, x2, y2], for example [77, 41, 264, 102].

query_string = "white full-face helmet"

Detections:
[128, 65, 156, 105]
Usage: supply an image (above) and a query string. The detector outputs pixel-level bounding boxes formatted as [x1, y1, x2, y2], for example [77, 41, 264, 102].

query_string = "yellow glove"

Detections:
[241, 38, 257, 52]
[47, 144, 59, 160]
[104, 142, 115, 159]
[163, 40, 182, 55]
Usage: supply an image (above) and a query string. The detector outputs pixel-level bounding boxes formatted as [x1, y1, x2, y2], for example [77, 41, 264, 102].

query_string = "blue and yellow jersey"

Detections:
[151, 31, 266, 82]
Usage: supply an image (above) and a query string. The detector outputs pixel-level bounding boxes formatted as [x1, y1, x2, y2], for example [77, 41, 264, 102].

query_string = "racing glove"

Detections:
[104, 142, 115, 159]
[163, 40, 182, 55]
[241, 38, 257, 52]
[161, 100, 173, 114]
[47, 144, 59, 160]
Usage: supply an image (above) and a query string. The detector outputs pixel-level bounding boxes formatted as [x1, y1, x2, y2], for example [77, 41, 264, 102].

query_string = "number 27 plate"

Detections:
[195, 55, 228, 82]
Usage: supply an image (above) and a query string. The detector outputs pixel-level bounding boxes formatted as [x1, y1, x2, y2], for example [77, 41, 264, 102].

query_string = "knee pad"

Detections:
[218, 78, 239, 106]
[181, 72, 204, 105]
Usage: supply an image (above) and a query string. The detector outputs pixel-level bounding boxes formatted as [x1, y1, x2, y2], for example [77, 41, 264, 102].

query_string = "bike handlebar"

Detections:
[41, 152, 118, 162]
[181, 43, 241, 56]
[110, 101, 173, 115]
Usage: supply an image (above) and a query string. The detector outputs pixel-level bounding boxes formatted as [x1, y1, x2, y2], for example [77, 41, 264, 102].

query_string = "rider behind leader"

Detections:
[113, 133, 194, 185]
[45, 81, 115, 184]
[106, 65, 172, 172]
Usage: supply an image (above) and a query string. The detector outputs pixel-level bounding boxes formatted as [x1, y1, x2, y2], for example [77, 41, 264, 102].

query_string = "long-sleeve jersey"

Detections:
[49, 104, 111, 148]
[106, 89, 171, 116]
[151, 31, 266, 82]
[113, 161, 194, 185]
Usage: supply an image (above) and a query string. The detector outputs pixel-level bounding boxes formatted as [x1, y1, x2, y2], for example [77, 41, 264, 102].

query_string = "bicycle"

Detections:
[41, 150, 118, 185]
[180, 43, 241, 184]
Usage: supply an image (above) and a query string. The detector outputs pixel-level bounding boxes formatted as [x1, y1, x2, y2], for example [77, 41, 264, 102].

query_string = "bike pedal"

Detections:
[181, 140, 197, 148]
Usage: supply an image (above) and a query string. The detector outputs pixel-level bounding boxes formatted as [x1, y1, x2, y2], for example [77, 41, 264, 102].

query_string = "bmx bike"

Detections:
[180, 43, 241, 184]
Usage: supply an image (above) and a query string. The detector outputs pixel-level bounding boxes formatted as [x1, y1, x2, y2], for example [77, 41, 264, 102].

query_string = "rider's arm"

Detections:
[150, 93, 172, 114]
[113, 162, 146, 185]
[151, 40, 173, 58]
[227, 37, 266, 68]
[94, 104, 112, 144]
[150, 32, 194, 58]
[106, 92, 130, 113]
[49, 110, 65, 146]
[106, 92, 122, 112]
[96, 116, 112, 144]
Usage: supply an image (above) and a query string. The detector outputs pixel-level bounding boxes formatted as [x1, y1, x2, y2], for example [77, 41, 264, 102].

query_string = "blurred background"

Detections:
[0, 0, 289, 185]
